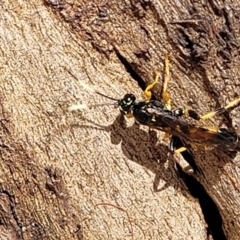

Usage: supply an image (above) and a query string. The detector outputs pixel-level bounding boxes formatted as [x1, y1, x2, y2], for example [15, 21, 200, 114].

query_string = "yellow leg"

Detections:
[144, 71, 160, 101]
[162, 54, 171, 110]
[174, 146, 187, 154]
[144, 54, 172, 108]
[225, 97, 240, 110]
[201, 97, 240, 120]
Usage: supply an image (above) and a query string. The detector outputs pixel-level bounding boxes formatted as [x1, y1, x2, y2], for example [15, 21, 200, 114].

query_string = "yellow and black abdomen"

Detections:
[132, 100, 238, 152]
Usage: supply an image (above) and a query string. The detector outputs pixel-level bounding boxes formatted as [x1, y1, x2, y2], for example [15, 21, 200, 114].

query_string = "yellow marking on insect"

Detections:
[68, 104, 88, 111]
[151, 116, 156, 122]
[162, 92, 170, 102]
[200, 112, 217, 120]
[144, 71, 160, 100]
[225, 97, 240, 110]
[201, 97, 240, 120]
[174, 146, 187, 153]
[126, 113, 134, 118]
[204, 126, 218, 132]
[162, 54, 171, 110]
[162, 54, 170, 94]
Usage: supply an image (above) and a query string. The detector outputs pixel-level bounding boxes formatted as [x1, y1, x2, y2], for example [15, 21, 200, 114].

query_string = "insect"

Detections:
[68, 55, 240, 173]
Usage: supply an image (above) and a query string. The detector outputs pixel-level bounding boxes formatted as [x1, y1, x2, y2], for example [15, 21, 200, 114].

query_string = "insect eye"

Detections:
[119, 94, 136, 115]
[123, 94, 136, 104]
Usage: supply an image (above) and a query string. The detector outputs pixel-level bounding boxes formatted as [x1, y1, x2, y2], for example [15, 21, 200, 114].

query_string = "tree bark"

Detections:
[0, 0, 239, 239]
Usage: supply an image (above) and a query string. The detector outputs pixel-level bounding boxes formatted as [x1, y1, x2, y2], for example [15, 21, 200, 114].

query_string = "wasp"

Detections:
[68, 55, 240, 173]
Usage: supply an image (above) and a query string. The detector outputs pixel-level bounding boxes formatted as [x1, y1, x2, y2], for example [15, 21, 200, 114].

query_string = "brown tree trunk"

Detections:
[0, 0, 239, 239]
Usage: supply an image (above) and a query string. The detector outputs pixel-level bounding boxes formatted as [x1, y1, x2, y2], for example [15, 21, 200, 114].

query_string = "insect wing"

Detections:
[144, 103, 238, 151]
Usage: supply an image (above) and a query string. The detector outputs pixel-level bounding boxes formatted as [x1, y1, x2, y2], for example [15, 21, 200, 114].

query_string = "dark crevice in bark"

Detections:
[2, 189, 23, 240]
[181, 173, 227, 240]
[114, 49, 147, 91]
[174, 139, 227, 240]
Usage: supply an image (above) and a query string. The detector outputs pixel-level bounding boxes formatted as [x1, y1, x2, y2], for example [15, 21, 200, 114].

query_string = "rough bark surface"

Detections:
[0, 0, 239, 240]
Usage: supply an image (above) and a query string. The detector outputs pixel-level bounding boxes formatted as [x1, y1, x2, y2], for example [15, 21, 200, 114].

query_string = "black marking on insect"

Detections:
[68, 55, 240, 173]
[117, 93, 239, 154]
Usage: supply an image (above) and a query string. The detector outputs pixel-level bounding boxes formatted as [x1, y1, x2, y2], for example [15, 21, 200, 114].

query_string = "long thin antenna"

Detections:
[95, 91, 118, 101]
[66, 68, 118, 101]
[68, 103, 117, 111]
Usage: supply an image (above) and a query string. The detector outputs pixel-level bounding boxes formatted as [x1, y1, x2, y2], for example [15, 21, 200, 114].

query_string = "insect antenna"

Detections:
[68, 102, 118, 111]
[66, 69, 119, 111]
[94, 91, 118, 101]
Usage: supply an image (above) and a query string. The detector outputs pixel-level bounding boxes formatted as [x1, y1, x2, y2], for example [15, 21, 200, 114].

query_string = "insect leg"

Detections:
[174, 146, 188, 153]
[144, 71, 160, 101]
[162, 54, 171, 110]
[144, 54, 171, 108]
[201, 97, 240, 120]
[169, 136, 195, 174]
[169, 137, 189, 162]
[172, 108, 201, 120]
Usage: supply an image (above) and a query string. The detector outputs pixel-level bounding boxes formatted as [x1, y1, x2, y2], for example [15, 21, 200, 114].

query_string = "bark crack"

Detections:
[114, 48, 147, 91]
[1, 189, 23, 240]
